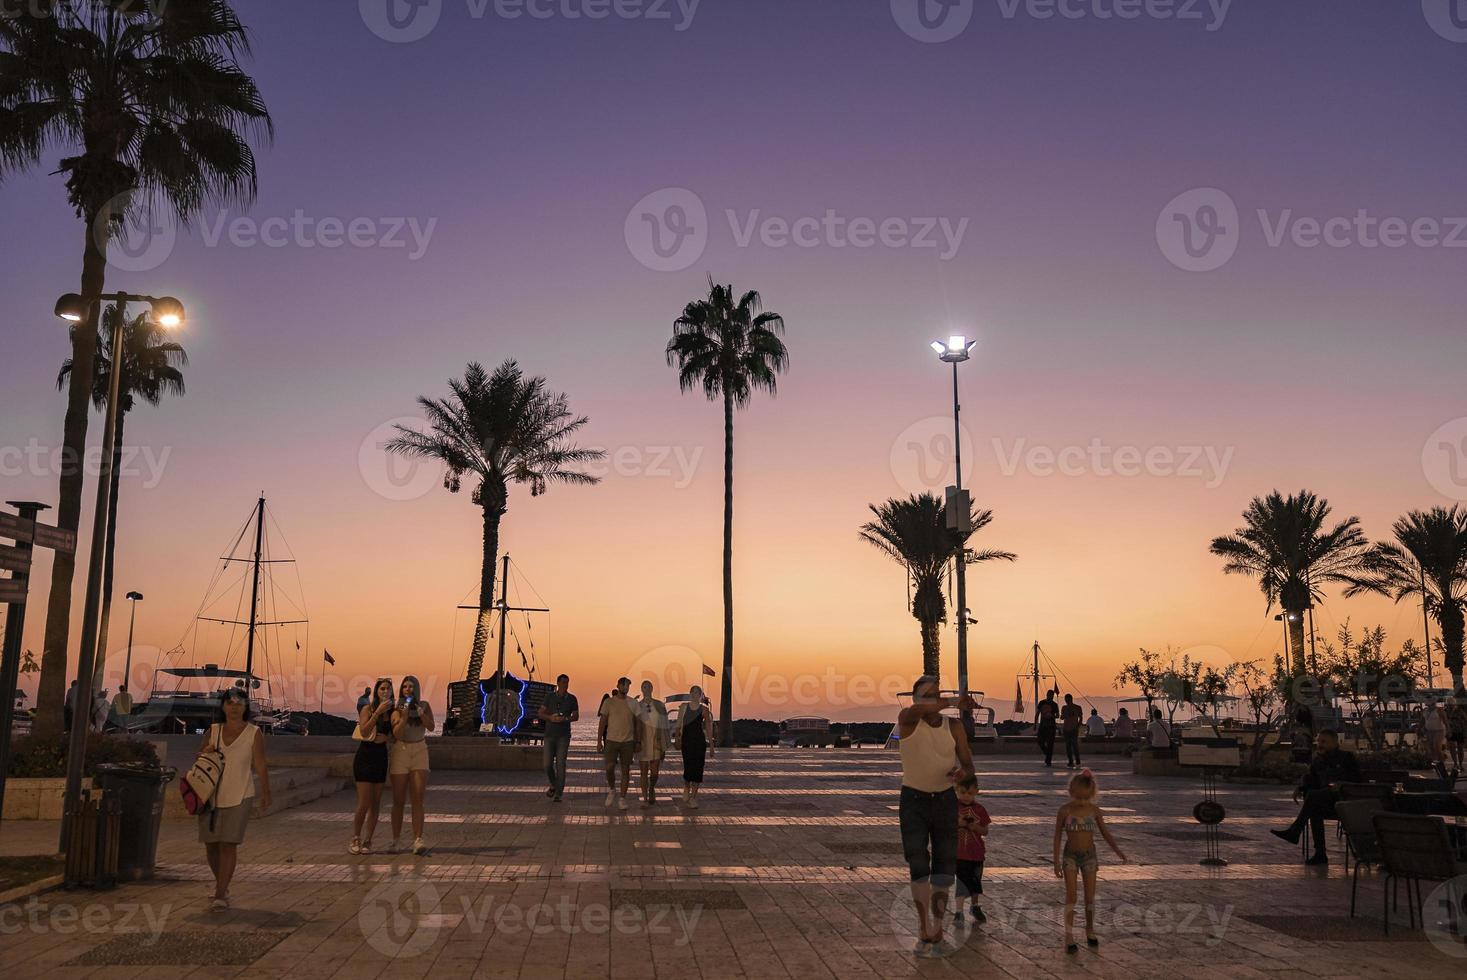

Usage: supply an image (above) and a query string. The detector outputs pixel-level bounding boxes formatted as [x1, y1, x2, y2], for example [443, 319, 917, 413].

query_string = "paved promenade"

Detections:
[1, 749, 1463, 977]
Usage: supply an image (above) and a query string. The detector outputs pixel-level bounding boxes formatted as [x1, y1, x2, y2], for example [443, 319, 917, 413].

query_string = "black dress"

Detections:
[681, 705, 709, 783]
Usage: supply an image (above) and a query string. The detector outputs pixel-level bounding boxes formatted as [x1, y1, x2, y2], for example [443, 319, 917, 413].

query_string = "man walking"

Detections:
[1060, 694, 1084, 768]
[1036, 689, 1058, 766]
[538, 674, 579, 803]
[598, 677, 638, 810]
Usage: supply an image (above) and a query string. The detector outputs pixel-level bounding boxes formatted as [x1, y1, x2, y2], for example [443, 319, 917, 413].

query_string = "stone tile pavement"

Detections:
[1, 749, 1464, 978]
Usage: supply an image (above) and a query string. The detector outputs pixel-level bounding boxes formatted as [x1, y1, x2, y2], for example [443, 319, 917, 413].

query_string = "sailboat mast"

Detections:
[494, 553, 510, 712]
[244, 496, 265, 683]
[1032, 641, 1040, 723]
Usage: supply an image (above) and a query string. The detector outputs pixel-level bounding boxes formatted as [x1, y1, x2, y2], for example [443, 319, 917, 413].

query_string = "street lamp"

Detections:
[930, 334, 978, 730]
[55, 292, 185, 860]
[123, 591, 144, 697]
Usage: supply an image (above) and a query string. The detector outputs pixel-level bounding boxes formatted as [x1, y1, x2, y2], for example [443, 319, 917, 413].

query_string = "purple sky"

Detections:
[2, 1, 1465, 718]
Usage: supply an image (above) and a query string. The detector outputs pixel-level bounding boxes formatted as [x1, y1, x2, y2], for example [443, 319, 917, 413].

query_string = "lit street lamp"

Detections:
[930, 335, 978, 729]
[56, 292, 185, 860]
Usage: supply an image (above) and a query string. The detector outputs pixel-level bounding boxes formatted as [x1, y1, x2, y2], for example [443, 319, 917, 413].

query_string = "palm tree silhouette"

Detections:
[666, 281, 788, 747]
[1347, 506, 1467, 692]
[860, 493, 1015, 678]
[1210, 490, 1373, 675]
[58, 304, 186, 687]
[1, 1, 271, 736]
[385, 361, 604, 727]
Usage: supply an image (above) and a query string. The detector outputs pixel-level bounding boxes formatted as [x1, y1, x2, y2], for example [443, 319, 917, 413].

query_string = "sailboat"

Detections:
[126, 496, 305, 735]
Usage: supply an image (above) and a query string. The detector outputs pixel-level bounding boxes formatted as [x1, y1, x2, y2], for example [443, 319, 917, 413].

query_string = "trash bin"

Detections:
[94, 764, 176, 881]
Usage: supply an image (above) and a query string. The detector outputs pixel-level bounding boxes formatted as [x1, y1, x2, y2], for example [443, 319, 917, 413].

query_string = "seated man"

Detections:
[1270, 730, 1362, 865]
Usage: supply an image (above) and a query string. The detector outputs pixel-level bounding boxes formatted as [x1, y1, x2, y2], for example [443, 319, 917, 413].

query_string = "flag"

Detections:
[702, 664, 715, 677]
[1013, 680, 1024, 715]
[323, 649, 335, 667]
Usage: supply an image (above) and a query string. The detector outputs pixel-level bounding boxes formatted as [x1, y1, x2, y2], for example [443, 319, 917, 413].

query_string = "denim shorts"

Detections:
[899, 786, 958, 887]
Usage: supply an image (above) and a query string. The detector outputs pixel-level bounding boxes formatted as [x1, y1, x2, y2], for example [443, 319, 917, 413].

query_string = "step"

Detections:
[162, 766, 349, 819]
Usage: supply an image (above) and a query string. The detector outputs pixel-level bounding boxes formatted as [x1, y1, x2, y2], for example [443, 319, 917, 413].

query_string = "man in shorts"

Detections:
[598, 677, 639, 810]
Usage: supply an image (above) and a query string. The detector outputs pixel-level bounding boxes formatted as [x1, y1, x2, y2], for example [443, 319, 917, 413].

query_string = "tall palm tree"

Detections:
[58, 304, 186, 688]
[666, 281, 788, 747]
[385, 361, 604, 728]
[859, 493, 1016, 677]
[1209, 490, 1373, 675]
[1346, 506, 1467, 692]
[1, 0, 271, 736]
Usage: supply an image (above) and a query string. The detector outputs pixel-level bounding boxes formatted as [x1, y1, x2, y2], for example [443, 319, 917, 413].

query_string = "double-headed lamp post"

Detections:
[930, 335, 978, 726]
[54, 292, 185, 858]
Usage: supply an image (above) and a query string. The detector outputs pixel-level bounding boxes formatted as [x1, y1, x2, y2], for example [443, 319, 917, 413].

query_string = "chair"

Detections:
[1334, 800, 1385, 917]
[1372, 813, 1467, 935]
[1338, 782, 1394, 804]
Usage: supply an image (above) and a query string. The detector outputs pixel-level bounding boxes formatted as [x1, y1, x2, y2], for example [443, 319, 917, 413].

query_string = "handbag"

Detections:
[181, 724, 226, 815]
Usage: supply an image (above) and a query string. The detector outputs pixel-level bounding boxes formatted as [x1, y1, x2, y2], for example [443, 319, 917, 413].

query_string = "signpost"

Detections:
[0, 502, 74, 836]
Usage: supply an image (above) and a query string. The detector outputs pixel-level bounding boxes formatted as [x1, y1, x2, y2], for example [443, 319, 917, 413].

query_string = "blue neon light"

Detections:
[478, 672, 529, 736]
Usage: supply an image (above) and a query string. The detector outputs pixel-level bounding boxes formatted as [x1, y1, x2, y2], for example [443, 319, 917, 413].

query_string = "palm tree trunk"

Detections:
[1439, 601, 1465, 693]
[1287, 611, 1308, 676]
[718, 389, 734, 748]
[456, 497, 505, 728]
[33, 208, 110, 738]
[919, 617, 941, 677]
[92, 409, 127, 691]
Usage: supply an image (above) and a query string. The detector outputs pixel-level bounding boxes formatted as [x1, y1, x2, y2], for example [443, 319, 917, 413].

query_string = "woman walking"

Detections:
[198, 687, 271, 912]
[389, 675, 434, 855]
[351, 677, 395, 854]
[636, 680, 669, 807]
[675, 686, 714, 808]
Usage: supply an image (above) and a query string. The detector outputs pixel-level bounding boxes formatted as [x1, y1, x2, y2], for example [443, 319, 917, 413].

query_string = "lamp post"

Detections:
[929, 335, 978, 725]
[123, 591, 143, 695]
[54, 292, 185, 860]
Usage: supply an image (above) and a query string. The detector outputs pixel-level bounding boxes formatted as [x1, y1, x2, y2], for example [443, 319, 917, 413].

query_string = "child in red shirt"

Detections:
[955, 774, 990, 922]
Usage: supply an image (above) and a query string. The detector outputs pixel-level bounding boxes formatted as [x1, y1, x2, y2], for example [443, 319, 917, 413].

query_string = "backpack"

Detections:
[181, 725, 226, 815]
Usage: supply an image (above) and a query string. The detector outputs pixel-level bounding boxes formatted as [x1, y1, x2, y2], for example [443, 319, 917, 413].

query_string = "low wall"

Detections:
[150, 734, 542, 771]
[2, 778, 91, 820]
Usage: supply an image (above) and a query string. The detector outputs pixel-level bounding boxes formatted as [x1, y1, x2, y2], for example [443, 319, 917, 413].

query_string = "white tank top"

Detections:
[210, 723, 258, 809]
[901, 717, 957, 792]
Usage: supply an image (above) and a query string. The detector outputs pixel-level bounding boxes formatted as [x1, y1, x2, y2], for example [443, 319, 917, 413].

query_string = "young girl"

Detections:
[389, 675, 434, 855]
[1052, 769, 1126, 953]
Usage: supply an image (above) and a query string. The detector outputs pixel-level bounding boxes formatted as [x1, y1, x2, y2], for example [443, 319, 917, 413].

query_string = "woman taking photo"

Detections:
[351, 677, 395, 854]
[674, 686, 714, 808]
[198, 686, 271, 912]
[389, 675, 434, 855]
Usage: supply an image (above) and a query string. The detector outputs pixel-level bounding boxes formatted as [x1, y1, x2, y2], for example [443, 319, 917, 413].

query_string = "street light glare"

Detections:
[948, 335, 966, 352]
[53, 293, 87, 322]
[150, 296, 186, 329]
[930, 341, 946, 355]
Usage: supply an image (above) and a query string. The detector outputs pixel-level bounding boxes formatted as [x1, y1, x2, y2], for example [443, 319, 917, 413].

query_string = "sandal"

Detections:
[349, 837, 363, 855]
[359, 840, 372, 854]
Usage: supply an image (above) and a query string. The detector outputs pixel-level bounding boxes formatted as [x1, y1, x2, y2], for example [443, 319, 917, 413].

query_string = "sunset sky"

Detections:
[2, 1, 1465, 721]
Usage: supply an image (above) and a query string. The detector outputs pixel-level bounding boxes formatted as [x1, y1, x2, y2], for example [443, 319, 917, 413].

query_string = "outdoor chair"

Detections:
[1372, 812, 1467, 935]
[1334, 800, 1386, 917]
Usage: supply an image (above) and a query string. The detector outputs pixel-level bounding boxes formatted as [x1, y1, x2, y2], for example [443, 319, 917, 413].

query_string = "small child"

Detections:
[1052, 768, 1127, 953]
[954, 774, 990, 923]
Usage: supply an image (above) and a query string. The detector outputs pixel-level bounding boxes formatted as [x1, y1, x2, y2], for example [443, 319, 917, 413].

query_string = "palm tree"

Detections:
[1346, 507, 1467, 693]
[385, 361, 604, 728]
[1, 0, 271, 736]
[1209, 490, 1373, 675]
[666, 281, 788, 747]
[58, 304, 186, 688]
[859, 493, 1016, 677]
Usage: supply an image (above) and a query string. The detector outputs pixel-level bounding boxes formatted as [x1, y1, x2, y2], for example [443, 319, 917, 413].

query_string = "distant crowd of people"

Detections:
[1031, 688, 1170, 768]
[62, 678, 134, 733]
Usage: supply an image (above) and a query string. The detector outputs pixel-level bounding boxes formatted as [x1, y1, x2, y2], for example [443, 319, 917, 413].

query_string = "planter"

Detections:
[1, 777, 93, 821]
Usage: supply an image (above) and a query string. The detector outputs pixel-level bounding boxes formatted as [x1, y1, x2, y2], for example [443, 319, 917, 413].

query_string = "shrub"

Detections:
[5, 732, 161, 778]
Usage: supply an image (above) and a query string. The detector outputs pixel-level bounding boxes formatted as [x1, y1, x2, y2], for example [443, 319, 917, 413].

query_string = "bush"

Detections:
[1232, 757, 1306, 783]
[5, 732, 161, 778]
[1357, 746, 1431, 772]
